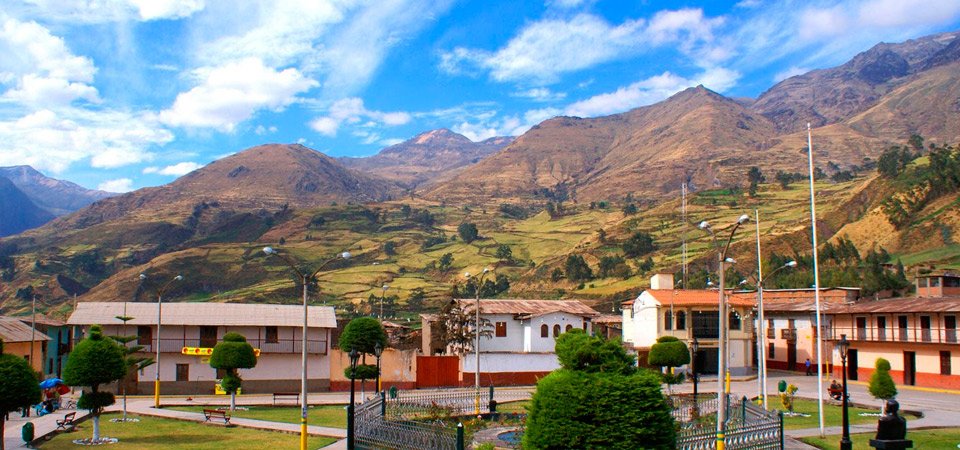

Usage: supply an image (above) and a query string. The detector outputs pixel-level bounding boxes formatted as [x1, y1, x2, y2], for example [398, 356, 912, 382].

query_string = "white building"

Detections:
[67, 302, 337, 394]
[422, 299, 599, 385]
[622, 274, 757, 376]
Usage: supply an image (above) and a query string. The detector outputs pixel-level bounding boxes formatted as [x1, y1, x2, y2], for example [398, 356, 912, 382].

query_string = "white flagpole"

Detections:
[806, 123, 826, 436]
[755, 209, 767, 409]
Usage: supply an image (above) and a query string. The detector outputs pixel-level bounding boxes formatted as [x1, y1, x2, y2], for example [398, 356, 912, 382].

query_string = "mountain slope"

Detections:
[0, 165, 114, 216]
[0, 176, 54, 237]
[338, 129, 511, 188]
[46, 143, 402, 233]
[752, 31, 960, 133]
[424, 86, 780, 202]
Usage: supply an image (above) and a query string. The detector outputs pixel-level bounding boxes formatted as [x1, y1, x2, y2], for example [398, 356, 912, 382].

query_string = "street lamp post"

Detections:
[699, 214, 750, 450]
[374, 342, 383, 393]
[756, 260, 798, 410]
[838, 334, 852, 450]
[464, 268, 491, 415]
[140, 273, 183, 409]
[379, 284, 389, 319]
[691, 337, 699, 414]
[263, 247, 351, 450]
[347, 348, 360, 450]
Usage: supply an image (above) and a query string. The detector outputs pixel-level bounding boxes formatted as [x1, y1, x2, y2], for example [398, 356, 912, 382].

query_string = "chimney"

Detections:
[650, 273, 675, 290]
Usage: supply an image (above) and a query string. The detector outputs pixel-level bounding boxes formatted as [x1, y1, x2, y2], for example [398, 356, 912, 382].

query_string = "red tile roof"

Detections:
[644, 290, 755, 308]
[454, 299, 598, 318]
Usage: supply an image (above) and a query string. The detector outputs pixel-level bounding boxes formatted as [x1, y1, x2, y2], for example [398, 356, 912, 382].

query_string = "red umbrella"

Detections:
[56, 384, 70, 395]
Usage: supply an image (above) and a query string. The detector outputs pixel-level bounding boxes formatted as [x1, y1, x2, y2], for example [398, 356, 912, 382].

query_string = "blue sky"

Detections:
[1, 0, 959, 192]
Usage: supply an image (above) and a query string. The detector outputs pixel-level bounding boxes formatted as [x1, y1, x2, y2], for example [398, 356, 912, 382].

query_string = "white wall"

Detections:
[527, 312, 588, 353]
[483, 314, 527, 352]
[631, 292, 661, 348]
[622, 305, 635, 344]
[463, 352, 559, 373]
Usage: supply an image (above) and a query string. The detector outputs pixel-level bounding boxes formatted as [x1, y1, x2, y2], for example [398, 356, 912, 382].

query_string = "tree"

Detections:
[495, 244, 513, 262]
[434, 301, 492, 354]
[339, 318, 389, 396]
[382, 241, 397, 256]
[63, 325, 127, 444]
[564, 255, 593, 282]
[622, 203, 638, 215]
[622, 231, 655, 258]
[457, 223, 479, 243]
[210, 332, 258, 411]
[109, 310, 154, 422]
[0, 339, 42, 450]
[747, 167, 765, 196]
[438, 253, 454, 272]
[524, 330, 675, 449]
[868, 358, 897, 413]
[407, 288, 426, 312]
[550, 268, 564, 282]
[647, 336, 690, 393]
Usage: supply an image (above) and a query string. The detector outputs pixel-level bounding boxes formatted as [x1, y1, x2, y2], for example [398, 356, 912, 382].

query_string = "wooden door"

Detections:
[787, 342, 797, 372]
[903, 351, 916, 386]
[848, 349, 859, 381]
[416, 355, 460, 388]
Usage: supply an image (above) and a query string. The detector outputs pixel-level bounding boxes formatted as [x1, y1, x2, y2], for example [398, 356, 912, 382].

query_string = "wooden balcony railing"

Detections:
[827, 326, 959, 345]
[134, 337, 328, 354]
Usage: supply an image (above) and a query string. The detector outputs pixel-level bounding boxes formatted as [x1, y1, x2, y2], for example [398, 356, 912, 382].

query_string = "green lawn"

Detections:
[497, 400, 530, 414]
[168, 405, 346, 428]
[801, 428, 960, 449]
[776, 399, 898, 430]
[37, 413, 337, 449]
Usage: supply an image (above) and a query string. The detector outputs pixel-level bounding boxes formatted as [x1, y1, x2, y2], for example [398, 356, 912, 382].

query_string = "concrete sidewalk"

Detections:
[3, 403, 88, 450]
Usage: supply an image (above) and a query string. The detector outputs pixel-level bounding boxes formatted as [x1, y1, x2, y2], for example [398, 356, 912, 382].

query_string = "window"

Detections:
[942, 351, 952, 375]
[898, 316, 908, 342]
[729, 311, 742, 330]
[200, 326, 218, 348]
[176, 364, 189, 382]
[931, 277, 941, 287]
[676, 311, 687, 330]
[137, 326, 153, 347]
[540, 324, 548, 338]
[495, 322, 507, 337]
[946, 277, 960, 288]
[565, 324, 573, 332]
[921, 316, 932, 342]
[664, 311, 673, 330]
[553, 324, 561, 337]
[768, 342, 775, 359]
[767, 319, 775, 339]
[918, 278, 928, 287]
[946, 316, 957, 343]
[265, 326, 279, 344]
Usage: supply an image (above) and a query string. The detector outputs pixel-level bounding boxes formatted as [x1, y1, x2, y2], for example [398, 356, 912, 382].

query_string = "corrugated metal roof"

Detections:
[67, 302, 337, 328]
[827, 297, 960, 314]
[593, 314, 622, 324]
[454, 299, 599, 317]
[0, 316, 51, 343]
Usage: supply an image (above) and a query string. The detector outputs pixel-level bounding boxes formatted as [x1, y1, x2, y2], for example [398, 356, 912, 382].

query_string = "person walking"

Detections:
[805, 358, 812, 376]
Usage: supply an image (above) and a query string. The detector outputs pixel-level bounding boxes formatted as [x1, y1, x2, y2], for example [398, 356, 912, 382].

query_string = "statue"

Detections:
[869, 399, 912, 449]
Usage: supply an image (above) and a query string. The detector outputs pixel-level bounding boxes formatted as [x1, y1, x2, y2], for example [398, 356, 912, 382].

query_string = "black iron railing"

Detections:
[676, 395, 783, 450]
[828, 326, 960, 345]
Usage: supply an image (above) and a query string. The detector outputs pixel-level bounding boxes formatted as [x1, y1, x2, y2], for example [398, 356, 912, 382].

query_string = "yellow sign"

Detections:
[215, 381, 242, 396]
[182, 347, 261, 357]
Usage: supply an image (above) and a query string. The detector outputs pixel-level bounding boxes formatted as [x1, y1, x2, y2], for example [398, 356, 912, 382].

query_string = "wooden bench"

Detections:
[202, 409, 231, 425]
[56, 412, 76, 430]
[272, 392, 300, 405]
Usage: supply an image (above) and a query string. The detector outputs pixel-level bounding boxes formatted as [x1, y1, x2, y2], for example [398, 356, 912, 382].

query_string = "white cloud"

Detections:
[159, 57, 317, 131]
[440, 9, 723, 84]
[309, 97, 411, 137]
[798, 6, 851, 41]
[379, 138, 404, 147]
[773, 66, 811, 83]
[858, 0, 960, 28]
[98, 178, 135, 193]
[254, 124, 277, 135]
[143, 161, 203, 175]
[511, 87, 567, 102]
[0, 18, 100, 107]
[564, 67, 739, 118]
[0, 108, 172, 173]
[735, 0, 762, 8]
[546, 0, 594, 9]
[130, 0, 205, 21]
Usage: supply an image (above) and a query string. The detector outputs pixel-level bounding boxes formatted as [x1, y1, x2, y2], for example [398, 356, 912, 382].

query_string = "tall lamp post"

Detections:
[263, 246, 351, 450]
[699, 214, 750, 450]
[464, 267, 491, 415]
[140, 273, 183, 409]
[838, 334, 852, 450]
[691, 337, 699, 411]
[347, 348, 360, 450]
[756, 260, 798, 409]
[374, 342, 383, 393]
[379, 284, 389, 319]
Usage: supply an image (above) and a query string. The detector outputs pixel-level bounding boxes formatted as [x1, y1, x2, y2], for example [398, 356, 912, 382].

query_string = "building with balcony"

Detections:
[761, 288, 859, 373]
[827, 296, 960, 389]
[621, 274, 756, 376]
[67, 302, 337, 395]
[915, 272, 960, 298]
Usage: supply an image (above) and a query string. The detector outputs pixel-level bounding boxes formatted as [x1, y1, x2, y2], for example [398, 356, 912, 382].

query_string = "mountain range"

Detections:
[0, 166, 114, 237]
[2, 29, 960, 311]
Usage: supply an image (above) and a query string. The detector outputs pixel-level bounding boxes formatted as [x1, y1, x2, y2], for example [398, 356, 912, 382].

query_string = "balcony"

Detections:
[827, 326, 960, 345]
[134, 337, 329, 355]
[780, 329, 797, 341]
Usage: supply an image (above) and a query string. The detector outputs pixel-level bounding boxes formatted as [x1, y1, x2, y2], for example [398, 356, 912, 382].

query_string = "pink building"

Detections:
[68, 302, 337, 394]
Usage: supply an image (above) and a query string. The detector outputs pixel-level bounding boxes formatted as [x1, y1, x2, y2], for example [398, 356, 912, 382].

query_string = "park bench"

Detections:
[56, 412, 76, 430]
[202, 409, 231, 425]
[272, 392, 300, 405]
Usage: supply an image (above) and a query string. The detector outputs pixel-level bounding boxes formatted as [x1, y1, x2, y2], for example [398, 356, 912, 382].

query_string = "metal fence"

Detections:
[385, 387, 492, 420]
[676, 395, 783, 450]
[355, 394, 463, 450]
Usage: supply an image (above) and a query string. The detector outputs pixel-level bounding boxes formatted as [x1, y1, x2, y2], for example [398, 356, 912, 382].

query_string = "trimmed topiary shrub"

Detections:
[554, 329, 634, 375]
[63, 325, 127, 443]
[868, 357, 897, 413]
[523, 369, 675, 449]
[210, 332, 258, 411]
